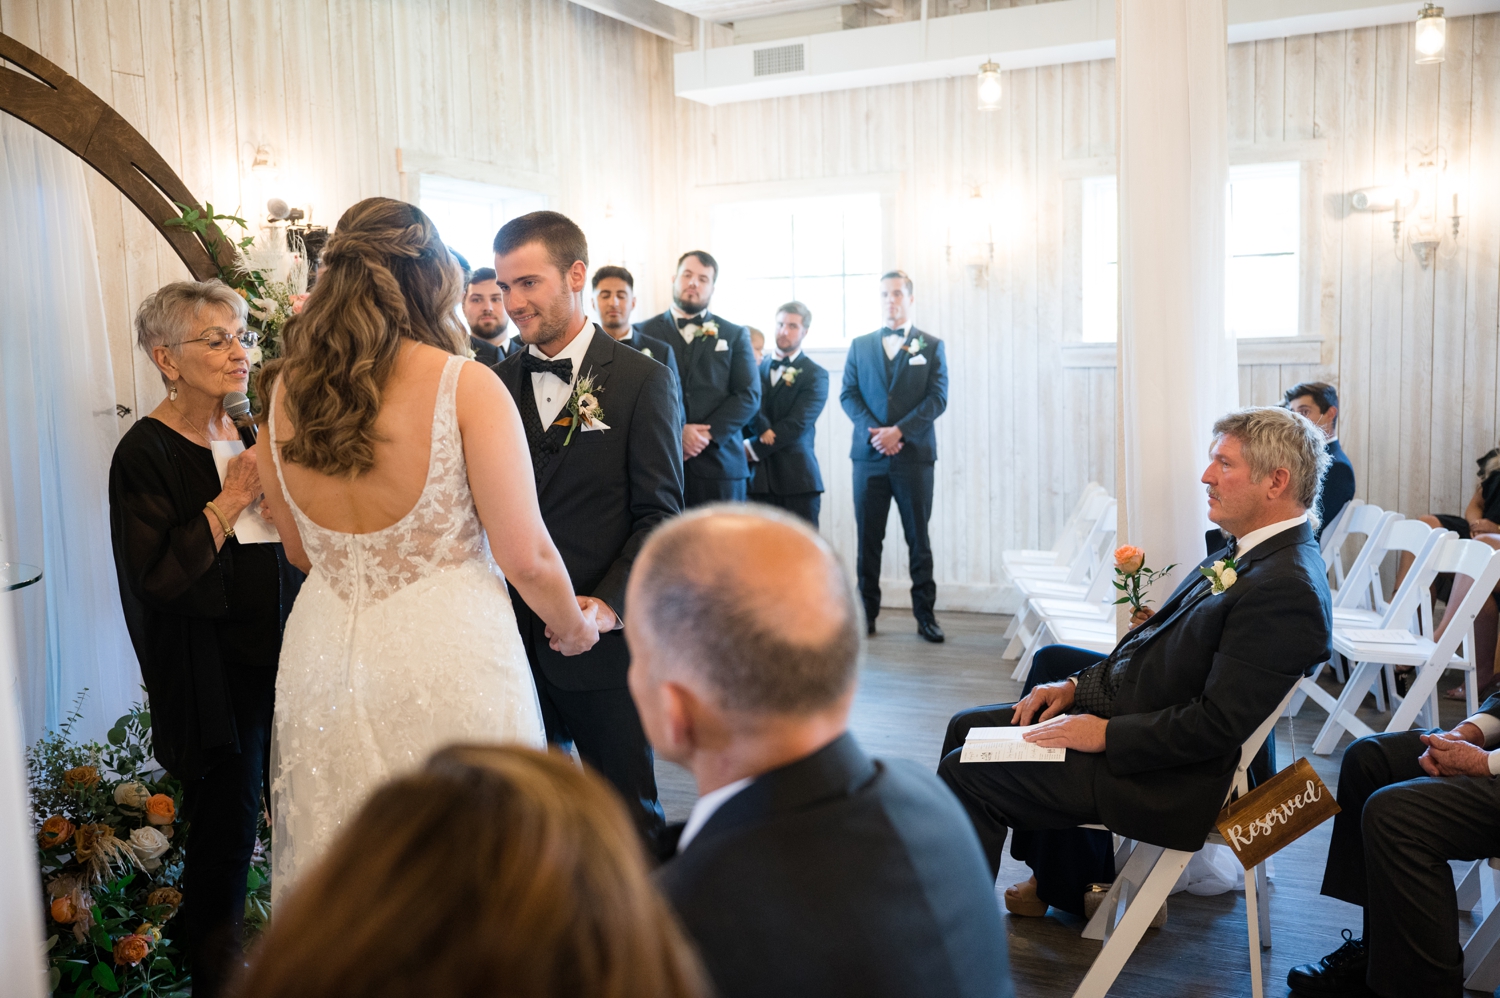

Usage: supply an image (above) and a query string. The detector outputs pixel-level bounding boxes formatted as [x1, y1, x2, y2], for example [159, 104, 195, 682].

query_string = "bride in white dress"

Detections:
[257, 198, 601, 901]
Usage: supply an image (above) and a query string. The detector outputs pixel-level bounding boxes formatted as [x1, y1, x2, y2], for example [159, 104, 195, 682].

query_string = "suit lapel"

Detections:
[535, 327, 615, 497]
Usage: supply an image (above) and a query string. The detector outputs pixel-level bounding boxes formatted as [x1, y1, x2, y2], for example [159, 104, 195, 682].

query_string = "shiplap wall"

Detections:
[0, 0, 682, 423]
[3, 1, 1498, 611]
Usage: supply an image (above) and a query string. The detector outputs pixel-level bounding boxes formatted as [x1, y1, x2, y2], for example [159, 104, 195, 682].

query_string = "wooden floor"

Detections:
[653, 611, 1499, 998]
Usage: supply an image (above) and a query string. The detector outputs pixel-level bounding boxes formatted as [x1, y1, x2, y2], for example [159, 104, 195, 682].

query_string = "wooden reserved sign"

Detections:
[1213, 757, 1340, 870]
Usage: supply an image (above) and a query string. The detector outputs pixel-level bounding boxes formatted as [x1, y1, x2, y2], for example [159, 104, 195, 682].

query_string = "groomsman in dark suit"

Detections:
[591, 265, 681, 410]
[746, 302, 827, 527]
[463, 267, 520, 371]
[840, 271, 949, 642]
[1284, 381, 1355, 539]
[492, 212, 683, 834]
[634, 251, 760, 506]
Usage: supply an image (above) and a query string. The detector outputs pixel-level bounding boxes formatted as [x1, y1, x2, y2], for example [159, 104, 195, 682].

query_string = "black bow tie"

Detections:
[521, 353, 574, 382]
[676, 314, 709, 330]
[881, 328, 904, 339]
[773, 355, 796, 366]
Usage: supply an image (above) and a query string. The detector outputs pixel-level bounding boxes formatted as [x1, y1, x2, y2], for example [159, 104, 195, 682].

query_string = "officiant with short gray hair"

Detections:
[937, 406, 1332, 919]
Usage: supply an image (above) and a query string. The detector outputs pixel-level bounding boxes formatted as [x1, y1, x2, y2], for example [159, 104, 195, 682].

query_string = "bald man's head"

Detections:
[629, 505, 862, 716]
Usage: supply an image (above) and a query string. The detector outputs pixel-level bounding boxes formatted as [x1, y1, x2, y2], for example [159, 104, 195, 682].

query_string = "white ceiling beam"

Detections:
[675, 0, 1500, 105]
[569, 0, 696, 45]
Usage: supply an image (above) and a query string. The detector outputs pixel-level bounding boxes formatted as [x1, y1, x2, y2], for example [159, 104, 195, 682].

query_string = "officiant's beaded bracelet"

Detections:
[204, 501, 236, 539]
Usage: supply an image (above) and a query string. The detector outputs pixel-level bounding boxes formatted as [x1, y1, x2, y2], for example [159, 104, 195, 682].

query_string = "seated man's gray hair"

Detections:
[1212, 406, 1332, 529]
[633, 505, 862, 715]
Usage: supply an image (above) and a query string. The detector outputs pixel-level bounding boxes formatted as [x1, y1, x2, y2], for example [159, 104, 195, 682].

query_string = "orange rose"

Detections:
[146, 887, 182, 918]
[50, 896, 78, 924]
[63, 766, 100, 790]
[73, 823, 115, 861]
[113, 934, 150, 966]
[145, 794, 176, 826]
[37, 815, 75, 849]
[1114, 545, 1146, 575]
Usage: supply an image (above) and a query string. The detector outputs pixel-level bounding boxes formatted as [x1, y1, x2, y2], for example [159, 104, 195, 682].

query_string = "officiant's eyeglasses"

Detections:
[178, 328, 259, 352]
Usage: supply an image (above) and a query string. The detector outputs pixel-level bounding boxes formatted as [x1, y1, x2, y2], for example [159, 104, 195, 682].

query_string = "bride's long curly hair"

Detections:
[262, 197, 467, 477]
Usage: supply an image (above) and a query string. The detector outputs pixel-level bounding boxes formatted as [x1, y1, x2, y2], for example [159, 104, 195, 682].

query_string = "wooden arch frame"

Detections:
[0, 31, 232, 281]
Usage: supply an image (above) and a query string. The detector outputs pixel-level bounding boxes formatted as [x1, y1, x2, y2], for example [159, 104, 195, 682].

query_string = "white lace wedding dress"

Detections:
[267, 354, 544, 903]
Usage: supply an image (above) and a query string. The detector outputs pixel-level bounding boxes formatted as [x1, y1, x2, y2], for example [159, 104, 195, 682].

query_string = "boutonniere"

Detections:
[780, 366, 799, 386]
[552, 372, 607, 446]
[641, 347, 653, 358]
[905, 335, 927, 355]
[1199, 555, 1239, 595]
[698, 320, 719, 338]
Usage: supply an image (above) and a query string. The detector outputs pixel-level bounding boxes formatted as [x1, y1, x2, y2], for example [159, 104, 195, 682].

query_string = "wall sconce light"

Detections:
[946, 184, 996, 286]
[1415, 4, 1446, 64]
[977, 61, 1002, 111]
[1351, 144, 1463, 268]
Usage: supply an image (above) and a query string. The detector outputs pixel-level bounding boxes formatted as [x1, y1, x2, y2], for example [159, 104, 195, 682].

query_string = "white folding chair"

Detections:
[1071, 684, 1299, 998]
[1001, 484, 1108, 571]
[1329, 511, 1410, 622]
[1319, 498, 1366, 588]
[1291, 524, 1448, 718]
[1312, 537, 1500, 754]
[1463, 858, 1500, 992]
[1006, 498, 1117, 586]
[1003, 565, 1115, 668]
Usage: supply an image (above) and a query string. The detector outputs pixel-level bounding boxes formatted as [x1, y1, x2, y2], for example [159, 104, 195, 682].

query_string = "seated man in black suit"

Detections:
[746, 301, 828, 527]
[1284, 381, 1354, 539]
[1288, 696, 1500, 998]
[463, 267, 519, 370]
[628, 506, 1015, 998]
[939, 406, 1333, 918]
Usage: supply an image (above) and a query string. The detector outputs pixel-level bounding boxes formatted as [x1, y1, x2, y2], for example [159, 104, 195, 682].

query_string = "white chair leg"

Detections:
[1011, 621, 1051, 683]
[1372, 663, 1389, 713]
[1468, 670, 1480, 717]
[1458, 860, 1485, 911]
[1001, 614, 1021, 643]
[1288, 663, 1327, 716]
[1385, 665, 1446, 734]
[1072, 846, 1192, 998]
[1255, 861, 1272, 950]
[1244, 861, 1265, 998]
[1313, 661, 1383, 754]
[1465, 895, 1500, 991]
[1330, 651, 1348, 683]
[1082, 838, 1153, 942]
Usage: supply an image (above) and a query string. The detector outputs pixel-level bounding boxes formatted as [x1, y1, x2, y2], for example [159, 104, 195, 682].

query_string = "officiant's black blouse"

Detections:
[108, 417, 302, 780]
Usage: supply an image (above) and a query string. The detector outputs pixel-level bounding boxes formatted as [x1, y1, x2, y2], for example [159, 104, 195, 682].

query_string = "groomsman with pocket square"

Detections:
[746, 301, 828, 527]
[634, 251, 760, 506]
[840, 271, 949, 642]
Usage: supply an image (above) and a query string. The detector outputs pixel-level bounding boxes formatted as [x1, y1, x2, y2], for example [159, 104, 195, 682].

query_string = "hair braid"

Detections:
[262, 197, 467, 477]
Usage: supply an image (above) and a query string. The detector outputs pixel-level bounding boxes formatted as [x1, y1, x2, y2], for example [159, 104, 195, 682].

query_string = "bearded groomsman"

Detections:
[635, 251, 759, 506]
[464, 267, 520, 370]
[746, 302, 828, 527]
[840, 271, 949, 643]
[592, 265, 681, 402]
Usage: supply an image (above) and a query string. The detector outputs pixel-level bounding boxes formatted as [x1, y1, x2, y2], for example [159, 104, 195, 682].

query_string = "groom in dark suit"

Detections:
[634, 251, 760, 506]
[746, 301, 828, 526]
[841, 270, 949, 642]
[492, 212, 683, 834]
[938, 407, 1333, 913]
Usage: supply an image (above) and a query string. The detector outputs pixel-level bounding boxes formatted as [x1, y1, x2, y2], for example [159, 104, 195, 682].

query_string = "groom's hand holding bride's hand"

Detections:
[544, 598, 621, 655]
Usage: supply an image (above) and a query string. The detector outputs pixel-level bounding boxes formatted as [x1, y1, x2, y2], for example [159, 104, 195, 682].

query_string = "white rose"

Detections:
[128, 826, 171, 871]
[1219, 567, 1237, 589]
[114, 782, 150, 810]
[245, 346, 263, 366]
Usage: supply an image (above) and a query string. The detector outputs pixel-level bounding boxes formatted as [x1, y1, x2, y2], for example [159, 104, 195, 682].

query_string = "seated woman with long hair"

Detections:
[232, 746, 707, 998]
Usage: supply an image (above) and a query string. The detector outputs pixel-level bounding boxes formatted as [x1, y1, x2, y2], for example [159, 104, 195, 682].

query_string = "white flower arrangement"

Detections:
[1199, 555, 1239, 595]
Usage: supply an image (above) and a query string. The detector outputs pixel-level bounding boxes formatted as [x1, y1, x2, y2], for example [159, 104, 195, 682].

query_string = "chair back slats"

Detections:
[1331, 511, 1402, 610]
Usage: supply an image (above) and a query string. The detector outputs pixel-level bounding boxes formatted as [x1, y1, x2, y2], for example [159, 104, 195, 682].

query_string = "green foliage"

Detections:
[29, 692, 273, 997]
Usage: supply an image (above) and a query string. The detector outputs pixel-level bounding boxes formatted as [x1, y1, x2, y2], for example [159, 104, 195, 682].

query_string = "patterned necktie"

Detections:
[521, 353, 573, 382]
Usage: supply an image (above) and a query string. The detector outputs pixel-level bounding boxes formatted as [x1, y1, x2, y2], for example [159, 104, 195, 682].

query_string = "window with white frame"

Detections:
[418, 174, 547, 272]
[708, 193, 882, 348]
[1079, 162, 1302, 342]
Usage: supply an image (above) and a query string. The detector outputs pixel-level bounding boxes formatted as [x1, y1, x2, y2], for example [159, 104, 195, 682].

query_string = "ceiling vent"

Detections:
[753, 43, 806, 77]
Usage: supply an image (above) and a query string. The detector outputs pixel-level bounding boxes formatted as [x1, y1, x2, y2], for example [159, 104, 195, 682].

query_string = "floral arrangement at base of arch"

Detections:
[28, 693, 273, 997]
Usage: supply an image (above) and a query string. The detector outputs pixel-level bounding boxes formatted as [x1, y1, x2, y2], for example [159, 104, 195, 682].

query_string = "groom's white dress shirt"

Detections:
[528, 319, 594, 428]
[677, 777, 752, 853]
[881, 322, 912, 360]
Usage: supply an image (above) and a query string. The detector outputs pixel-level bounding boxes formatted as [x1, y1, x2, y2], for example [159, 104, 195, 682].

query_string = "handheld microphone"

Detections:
[223, 391, 258, 450]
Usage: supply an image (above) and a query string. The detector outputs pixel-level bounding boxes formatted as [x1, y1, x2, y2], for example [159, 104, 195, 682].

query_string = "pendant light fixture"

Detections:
[1415, 4, 1446, 64]
[977, 61, 1002, 111]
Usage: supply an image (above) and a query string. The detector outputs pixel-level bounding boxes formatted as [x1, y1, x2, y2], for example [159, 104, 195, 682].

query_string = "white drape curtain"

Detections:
[0, 111, 139, 747]
[1116, 1, 1242, 896]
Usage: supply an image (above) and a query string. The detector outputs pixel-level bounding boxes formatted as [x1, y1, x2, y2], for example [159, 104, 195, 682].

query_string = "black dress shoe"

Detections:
[1287, 929, 1373, 996]
[867, 618, 877, 637]
[917, 619, 945, 643]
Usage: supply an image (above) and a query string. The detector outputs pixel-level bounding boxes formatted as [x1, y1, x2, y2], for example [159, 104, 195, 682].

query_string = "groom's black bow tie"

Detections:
[521, 353, 573, 381]
[676, 314, 709, 329]
[881, 327, 903, 338]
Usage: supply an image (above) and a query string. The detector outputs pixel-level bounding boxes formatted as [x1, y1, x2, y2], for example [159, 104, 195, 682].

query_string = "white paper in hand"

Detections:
[210, 440, 281, 544]
[960, 725, 1066, 763]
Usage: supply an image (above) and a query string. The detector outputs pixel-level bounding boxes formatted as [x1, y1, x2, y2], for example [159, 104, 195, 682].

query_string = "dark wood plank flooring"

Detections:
[653, 611, 1499, 997]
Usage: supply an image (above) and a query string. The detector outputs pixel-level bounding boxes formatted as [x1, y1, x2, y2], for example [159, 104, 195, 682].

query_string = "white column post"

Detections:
[1116, 0, 1238, 606]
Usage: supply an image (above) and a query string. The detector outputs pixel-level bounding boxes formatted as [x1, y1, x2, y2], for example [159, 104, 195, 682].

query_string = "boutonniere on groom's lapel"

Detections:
[641, 347, 653, 359]
[551, 371, 609, 445]
[779, 366, 799, 386]
[905, 335, 927, 355]
[697, 320, 719, 339]
[1199, 554, 1239, 595]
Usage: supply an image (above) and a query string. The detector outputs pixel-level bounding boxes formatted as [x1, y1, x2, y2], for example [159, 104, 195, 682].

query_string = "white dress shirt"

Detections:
[528, 320, 595, 428]
[677, 777, 753, 853]
[671, 306, 710, 347]
[1230, 513, 1308, 560]
[881, 322, 913, 360]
